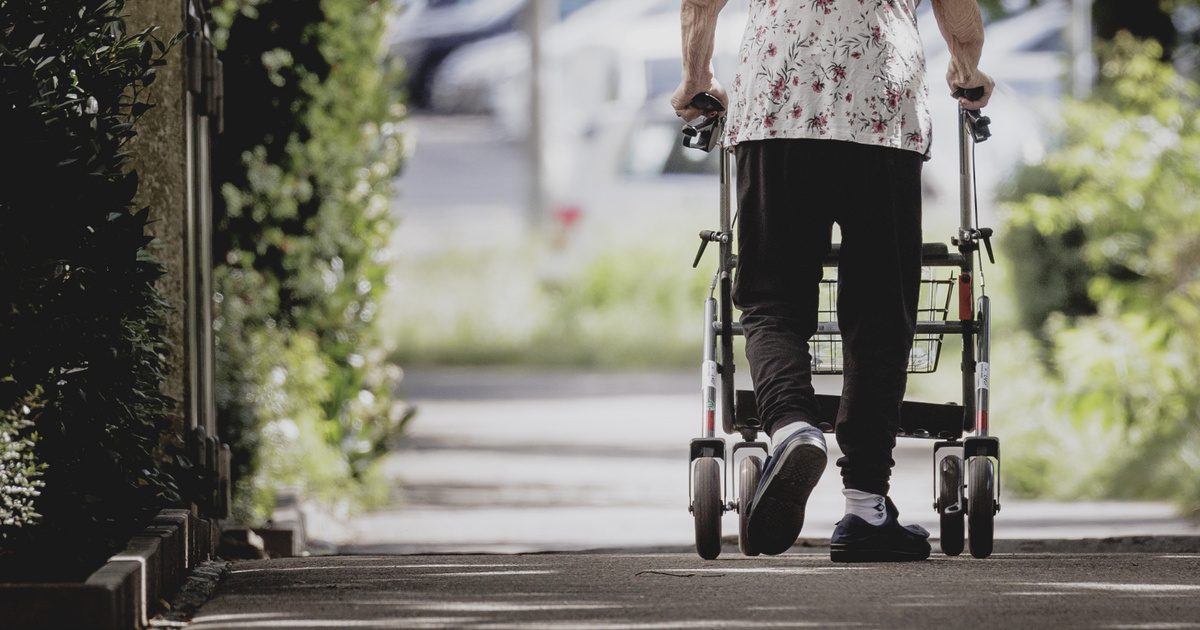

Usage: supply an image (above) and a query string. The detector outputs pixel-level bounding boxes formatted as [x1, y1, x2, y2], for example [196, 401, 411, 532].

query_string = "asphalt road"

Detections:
[187, 548, 1200, 630]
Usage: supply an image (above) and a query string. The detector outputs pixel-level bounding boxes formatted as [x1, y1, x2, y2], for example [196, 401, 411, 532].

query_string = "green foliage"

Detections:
[998, 170, 1095, 345]
[0, 0, 186, 576]
[0, 390, 44, 533]
[212, 0, 410, 522]
[1001, 34, 1200, 512]
[384, 236, 714, 368]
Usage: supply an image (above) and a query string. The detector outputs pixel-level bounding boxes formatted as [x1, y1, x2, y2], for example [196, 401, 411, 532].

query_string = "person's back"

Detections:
[725, 0, 931, 155]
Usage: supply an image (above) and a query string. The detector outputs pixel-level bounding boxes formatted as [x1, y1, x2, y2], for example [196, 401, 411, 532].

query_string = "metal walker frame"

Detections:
[683, 89, 1001, 560]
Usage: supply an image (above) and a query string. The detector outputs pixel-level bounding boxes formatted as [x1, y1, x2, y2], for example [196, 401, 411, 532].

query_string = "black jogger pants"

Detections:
[732, 138, 923, 497]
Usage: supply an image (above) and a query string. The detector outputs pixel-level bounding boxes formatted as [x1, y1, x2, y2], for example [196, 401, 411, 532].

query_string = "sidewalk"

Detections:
[186, 548, 1200, 629]
[323, 369, 1200, 554]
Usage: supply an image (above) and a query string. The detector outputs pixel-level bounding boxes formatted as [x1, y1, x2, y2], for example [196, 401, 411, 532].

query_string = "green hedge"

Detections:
[1000, 34, 1200, 511]
[212, 0, 409, 522]
[0, 0, 186, 578]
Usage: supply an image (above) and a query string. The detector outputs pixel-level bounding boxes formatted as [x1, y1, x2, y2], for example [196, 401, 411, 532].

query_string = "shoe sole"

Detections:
[746, 440, 826, 555]
[829, 544, 931, 563]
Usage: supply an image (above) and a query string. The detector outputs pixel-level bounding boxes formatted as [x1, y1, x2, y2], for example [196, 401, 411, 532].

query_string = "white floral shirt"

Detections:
[725, 0, 932, 156]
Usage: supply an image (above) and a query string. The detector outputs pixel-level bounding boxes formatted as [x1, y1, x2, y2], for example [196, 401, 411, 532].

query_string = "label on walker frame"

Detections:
[702, 361, 718, 391]
[976, 361, 990, 391]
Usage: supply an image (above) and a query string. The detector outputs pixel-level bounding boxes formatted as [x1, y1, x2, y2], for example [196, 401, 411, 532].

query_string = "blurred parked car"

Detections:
[546, 0, 1069, 251]
[390, 0, 594, 108]
[921, 0, 1069, 209]
[429, 0, 688, 115]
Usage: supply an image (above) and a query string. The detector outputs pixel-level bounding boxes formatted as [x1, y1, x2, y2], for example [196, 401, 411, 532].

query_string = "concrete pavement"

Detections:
[321, 369, 1200, 554]
[187, 549, 1200, 629]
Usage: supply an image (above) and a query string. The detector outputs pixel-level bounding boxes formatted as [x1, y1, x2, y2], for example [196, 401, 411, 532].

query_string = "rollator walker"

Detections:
[683, 88, 999, 560]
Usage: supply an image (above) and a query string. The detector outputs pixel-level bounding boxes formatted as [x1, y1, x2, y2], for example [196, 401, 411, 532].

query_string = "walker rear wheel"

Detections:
[738, 456, 762, 557]
[967, 457, 995, 559]
[938, 455, 965, 557]
[693, 457, 722, 560]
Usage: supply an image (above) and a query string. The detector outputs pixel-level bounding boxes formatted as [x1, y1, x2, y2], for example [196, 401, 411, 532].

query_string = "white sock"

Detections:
[843, 489, 887, 526]
[769, 420, 814, 449]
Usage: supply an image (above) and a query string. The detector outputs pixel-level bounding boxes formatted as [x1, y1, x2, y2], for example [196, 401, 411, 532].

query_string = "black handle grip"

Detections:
[953, 86, 986, 102]
[690, 92, 725, 114]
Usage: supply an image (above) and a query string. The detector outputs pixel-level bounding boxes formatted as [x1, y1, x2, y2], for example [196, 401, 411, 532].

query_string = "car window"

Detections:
[644, 55, 736, 100]
[559, 0, 595, 19]
[644, 58, 682, 101]
[622, 120, 719, 177]
[427, 0, 484, 7]
[1021, 28, 1064, 53]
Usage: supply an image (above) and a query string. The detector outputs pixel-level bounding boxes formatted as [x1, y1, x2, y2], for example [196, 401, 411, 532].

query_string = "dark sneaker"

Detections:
[746, 425, 827, 555]
[830, 497, 931, 562]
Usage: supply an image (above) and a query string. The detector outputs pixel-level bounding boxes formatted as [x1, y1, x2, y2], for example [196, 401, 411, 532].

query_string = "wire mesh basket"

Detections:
[810, 267, 957, 375]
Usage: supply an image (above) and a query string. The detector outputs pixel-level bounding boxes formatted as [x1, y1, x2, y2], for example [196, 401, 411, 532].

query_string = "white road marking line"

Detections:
[469, 622, 862, 630]
[1103, 624, 1200, 630]
[650, 567, 867, 574]
[422, 570, 559, 577]
[231, 563, 528, 574]
[188, 617, 480, 629]
[375, 602, 626, 612]
[998, 592, 1088, 597]
[1018, 582, 1200, 593]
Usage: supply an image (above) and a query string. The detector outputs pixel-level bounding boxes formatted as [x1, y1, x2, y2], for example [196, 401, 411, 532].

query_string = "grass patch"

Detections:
[382, 230, 713, 369]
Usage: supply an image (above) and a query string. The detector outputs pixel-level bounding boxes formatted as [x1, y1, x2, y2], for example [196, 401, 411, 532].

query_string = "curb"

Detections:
[0, 509, 220, 630]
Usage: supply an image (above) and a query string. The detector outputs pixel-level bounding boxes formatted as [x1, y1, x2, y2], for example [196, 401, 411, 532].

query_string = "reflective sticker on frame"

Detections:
[703, 360, 718, 390]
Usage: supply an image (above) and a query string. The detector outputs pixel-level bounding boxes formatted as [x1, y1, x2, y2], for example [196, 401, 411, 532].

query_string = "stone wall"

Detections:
[124, 0, 191, 433]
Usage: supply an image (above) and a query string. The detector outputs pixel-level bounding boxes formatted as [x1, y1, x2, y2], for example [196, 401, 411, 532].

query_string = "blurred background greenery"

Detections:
[7, 0, 1196, 575]
[382, 0, 1200, 518]
[211, 0, 412, 524]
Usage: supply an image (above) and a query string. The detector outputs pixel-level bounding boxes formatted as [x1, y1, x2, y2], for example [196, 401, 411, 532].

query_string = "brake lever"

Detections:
[979, 227, 995, 264]
[693, 230, 727, 268]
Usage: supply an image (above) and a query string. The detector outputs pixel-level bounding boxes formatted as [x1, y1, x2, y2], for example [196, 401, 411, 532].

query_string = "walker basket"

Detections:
[810, 267, 956, 375]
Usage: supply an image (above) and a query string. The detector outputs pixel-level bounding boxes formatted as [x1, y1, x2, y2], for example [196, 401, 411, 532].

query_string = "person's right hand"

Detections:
[671, 77, 728, 123]
[946, 62, 994, 109]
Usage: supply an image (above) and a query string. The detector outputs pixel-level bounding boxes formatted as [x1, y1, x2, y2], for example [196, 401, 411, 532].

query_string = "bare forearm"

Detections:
[680, 0, 727, 85]
[932, 0, 984, 77]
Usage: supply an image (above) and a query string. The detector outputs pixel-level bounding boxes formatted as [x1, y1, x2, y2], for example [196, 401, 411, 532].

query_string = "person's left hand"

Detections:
[671, 77, 727, 122]
[946, 63, 994, 110]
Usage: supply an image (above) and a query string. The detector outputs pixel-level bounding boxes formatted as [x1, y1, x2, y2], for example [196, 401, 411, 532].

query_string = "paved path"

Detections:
[188, 549, 1200, 629]
[323, 369, 1200, 554]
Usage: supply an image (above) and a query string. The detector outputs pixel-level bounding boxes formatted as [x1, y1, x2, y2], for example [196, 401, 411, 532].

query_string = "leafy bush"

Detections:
[0, 390, 43, 533]
[211, 0, 410, 523]
[383, 232, 715, 368]
[1000, 34, 1200, 512]
[0, 0, 185, 577]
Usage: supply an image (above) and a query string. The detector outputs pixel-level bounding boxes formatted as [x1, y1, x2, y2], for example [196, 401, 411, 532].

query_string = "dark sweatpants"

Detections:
[732, 138, 923, 497]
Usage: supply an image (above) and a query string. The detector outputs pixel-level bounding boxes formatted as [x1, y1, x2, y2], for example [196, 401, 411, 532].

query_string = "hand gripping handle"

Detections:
[681, 93, 726, 152]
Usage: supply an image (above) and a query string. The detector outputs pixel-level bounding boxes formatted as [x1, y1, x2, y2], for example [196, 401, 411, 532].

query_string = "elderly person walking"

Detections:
[672, 0, 993, 561]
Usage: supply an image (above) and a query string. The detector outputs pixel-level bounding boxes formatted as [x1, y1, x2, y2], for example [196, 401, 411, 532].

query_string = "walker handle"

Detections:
[681, 93, 726, 152]
[953, 86, 986, 104]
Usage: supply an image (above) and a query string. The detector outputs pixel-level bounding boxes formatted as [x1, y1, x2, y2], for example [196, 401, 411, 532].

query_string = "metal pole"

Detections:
[957, 108, 974, 234]
[1070, 0, 1095, 99]
[526, 0, 552, 228]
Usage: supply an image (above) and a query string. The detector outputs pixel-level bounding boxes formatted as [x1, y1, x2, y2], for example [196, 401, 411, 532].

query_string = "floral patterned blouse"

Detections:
[724, 0, 932, 156]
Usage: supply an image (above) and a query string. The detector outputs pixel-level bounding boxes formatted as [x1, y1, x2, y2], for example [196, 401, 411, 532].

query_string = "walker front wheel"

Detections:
[738, 456, 762, 557]
[938, 455, 965, 557]
[967, 457, 995, 559]
[693, 457, 723, 560]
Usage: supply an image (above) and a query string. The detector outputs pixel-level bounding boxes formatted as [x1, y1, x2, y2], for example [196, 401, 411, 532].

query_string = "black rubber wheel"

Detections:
[693, 457, 723, 560]
[938, 455, 965, 557]
[967, 457, 995, 559]
[941, 513, 965, 557]
[738, 455, 762, 557]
